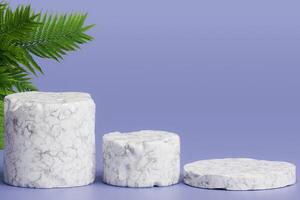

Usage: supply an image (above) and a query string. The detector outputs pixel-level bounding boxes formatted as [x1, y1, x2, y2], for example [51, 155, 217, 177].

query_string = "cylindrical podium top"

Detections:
[5, 91, 93, 104]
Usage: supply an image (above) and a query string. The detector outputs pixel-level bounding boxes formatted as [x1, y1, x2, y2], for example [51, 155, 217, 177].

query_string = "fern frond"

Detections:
[0, 3, 38, 39]
[16, 13, 94, 60]
[0, 37, 43, 75]
[0, 65, 36, 93]
[0, 1, 8, 13]
[0, 1, 6, 8]
[0, 99, 3, 149]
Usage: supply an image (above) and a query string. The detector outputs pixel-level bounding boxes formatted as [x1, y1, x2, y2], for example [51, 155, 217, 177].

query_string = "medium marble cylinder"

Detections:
[103, 130, 180, 187]
[3, 92, 96, 188]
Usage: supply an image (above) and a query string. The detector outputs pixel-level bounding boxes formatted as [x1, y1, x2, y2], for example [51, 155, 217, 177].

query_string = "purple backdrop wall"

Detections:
[1, 0, 299, 199]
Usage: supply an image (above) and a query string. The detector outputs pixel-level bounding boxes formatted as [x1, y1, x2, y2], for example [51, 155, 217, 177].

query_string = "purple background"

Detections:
[0, 0, 299, 199]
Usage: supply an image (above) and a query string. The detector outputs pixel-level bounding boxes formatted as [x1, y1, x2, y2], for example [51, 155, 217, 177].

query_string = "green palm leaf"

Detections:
[16, 13, 94, 61]
[0, 66, 36, 92]
[0, 4, 42, 75]
[0, 4, 38, 39]
[0, 99, 3, 149]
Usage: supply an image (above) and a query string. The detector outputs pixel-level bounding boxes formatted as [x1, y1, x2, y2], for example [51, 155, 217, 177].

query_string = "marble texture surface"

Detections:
[184, 158, 296, 190]
[3, 92, 96, 188]
[103, 130, 180, 187]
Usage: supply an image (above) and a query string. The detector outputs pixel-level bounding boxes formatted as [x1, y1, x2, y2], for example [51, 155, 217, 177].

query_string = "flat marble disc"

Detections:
[184, 158, 296, 190]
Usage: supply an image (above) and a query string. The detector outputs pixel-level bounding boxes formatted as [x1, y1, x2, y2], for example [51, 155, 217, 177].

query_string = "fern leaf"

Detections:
[0, 38, 43, 75]
[0, 4, 38, 39]
[0, 99, 3, 149]
[0, 65, 36, 92]
[16, 12, 94, 60]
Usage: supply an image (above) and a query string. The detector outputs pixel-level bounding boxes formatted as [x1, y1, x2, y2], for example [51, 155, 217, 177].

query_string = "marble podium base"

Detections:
[103, 130, 180, 187]
[3, 92, 96, 188]
[184, 158, 296, 190]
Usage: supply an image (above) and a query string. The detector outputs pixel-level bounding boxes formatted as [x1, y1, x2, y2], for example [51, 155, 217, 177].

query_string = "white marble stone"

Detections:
[3, 92, 96, 188]
[184, 158, 296, 190]
[103, 130, 180, 187]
